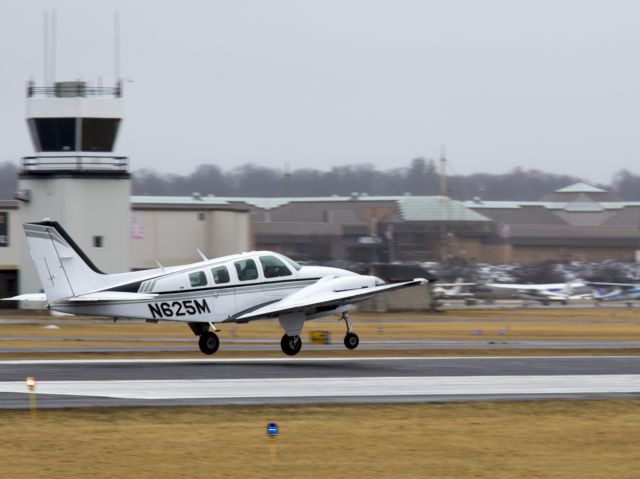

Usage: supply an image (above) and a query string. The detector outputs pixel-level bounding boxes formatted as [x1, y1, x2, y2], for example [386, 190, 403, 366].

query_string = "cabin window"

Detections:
[234, 259, 259, 281]
[282, 255, 303, 271]
[211, 265, 230, 284]
[189, 271, 208, 287]
[259, 255, 292, 278]
[93, 235, 104, 248]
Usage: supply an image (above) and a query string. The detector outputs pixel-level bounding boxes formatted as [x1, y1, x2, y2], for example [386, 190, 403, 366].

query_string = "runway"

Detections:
[2, 338, 640, 354]
[0, 356, 639, 408]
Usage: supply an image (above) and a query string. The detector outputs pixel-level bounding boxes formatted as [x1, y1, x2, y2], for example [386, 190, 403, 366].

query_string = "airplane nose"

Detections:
[373, 276, 385, 286]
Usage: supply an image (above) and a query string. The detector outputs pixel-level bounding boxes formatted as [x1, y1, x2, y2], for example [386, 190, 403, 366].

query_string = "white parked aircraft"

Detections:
[5, 221, 427, 356]
[431, 278, 475, 300]
[486, 280, 591, 305]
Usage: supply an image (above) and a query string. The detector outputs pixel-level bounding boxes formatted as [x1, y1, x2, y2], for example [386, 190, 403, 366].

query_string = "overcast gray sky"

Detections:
[1, 0, 639, 181]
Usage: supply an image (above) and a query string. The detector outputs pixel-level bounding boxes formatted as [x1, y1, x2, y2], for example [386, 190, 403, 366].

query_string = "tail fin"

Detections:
[448, 278, 464, 296]
[24, 221, 105, 302]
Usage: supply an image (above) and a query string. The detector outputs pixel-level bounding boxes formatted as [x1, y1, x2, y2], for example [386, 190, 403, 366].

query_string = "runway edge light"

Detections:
[25, 376, 37, 419]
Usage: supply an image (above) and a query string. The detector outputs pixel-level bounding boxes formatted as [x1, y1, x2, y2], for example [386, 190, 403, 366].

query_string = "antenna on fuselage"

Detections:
[196, 248, 208, 261]
[154, 259, 165, 272]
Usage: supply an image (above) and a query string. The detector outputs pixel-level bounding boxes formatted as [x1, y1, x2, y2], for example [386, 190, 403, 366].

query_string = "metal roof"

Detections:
[397, 196, 492, 222]
[554, 182, 607, 193]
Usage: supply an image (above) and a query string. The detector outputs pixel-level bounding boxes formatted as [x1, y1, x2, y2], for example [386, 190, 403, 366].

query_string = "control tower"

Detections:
[17, 80, 131, 295]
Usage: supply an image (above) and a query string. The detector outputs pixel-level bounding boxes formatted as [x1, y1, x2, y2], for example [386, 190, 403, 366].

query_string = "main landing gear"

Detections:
[280, 334, 302, 356]
[199, 331, 220, 355]
[341, 312, 359, 350]
[190, 322, 220, 355]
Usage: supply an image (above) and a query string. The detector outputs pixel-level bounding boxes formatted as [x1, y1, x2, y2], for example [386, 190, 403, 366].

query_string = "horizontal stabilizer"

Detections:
[2, 293, 48, 302]
[67, 292, 158, 302]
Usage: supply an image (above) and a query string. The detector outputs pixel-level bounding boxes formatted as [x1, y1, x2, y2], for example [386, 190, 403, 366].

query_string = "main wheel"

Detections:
[280, 334, 302, 356]
[344, 332, 359, 350]
[198, 331, 220, 355]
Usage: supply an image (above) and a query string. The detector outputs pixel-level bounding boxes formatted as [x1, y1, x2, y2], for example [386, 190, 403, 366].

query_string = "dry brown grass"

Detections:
[1, 400, 639, 478]
[1, 308, 640, 359]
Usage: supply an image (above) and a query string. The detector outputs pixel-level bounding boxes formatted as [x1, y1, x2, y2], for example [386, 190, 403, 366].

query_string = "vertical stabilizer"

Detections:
[23, 221, 105, 301]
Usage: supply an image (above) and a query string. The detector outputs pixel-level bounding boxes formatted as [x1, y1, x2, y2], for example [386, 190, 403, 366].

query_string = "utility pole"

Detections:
[439, 144, 447, 198]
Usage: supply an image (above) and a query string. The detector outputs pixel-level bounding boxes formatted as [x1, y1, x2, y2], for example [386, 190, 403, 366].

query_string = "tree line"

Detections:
[1, 158, 640, 201]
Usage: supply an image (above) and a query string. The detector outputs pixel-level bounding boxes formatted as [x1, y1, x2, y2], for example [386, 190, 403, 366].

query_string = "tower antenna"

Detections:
[51, 9, 57, 86]
[43, 12, 49, 88]
[114, 11, 121, 83]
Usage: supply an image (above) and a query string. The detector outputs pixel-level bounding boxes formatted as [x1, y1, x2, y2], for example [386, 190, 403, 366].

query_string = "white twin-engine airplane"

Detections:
[6, 221, 428, 356]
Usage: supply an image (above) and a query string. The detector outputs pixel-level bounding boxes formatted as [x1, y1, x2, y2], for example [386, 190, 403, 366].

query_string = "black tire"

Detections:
[344, 332, 359, 350]
[198, 331, 220, 355]
[280, 334, 302, 356]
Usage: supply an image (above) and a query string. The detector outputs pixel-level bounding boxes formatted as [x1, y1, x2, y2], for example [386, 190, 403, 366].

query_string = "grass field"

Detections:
[1, 307, 640, 359]
[1, 400, 639, 478]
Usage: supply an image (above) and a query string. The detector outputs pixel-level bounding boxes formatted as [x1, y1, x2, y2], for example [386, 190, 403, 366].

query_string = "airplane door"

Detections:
[259, 255, 299, 299]
[211, 287, 236, 320]
[209, 265, 237, 320]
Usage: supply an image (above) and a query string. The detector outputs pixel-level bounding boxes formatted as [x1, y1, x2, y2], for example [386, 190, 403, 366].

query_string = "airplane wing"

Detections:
[586, 282, 637, 289]
[231, 278, 428, 322]
[486, 283, 543, 290]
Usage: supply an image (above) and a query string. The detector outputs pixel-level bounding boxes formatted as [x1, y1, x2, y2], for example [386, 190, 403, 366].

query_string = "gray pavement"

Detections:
[0, 356, 639, 408]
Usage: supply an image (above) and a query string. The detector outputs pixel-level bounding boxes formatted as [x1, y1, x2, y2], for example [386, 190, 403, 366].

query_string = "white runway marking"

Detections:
[0, 375, 639, 400]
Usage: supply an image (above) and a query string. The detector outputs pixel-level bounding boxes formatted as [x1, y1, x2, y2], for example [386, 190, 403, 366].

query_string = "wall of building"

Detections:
[511, 245, 637, 263]
[130, 208, 250, 269]
[0, 207, 20, 269]
[18, 177, 131, 294]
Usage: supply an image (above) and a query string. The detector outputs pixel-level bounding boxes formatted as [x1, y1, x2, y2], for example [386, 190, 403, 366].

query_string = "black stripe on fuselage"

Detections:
[105, 277, 322, 295]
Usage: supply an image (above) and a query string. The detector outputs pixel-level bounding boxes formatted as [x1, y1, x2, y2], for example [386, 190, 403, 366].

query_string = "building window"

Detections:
[81, 118, 120, 152]
[32, 118, 77, 152]
[198, 212, 205, 221]
[93, 236, 104, 248]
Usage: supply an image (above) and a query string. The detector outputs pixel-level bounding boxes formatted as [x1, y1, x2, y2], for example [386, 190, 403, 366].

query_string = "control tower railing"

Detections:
[21, 155, 129, 173]
[26, 80, 122, 98]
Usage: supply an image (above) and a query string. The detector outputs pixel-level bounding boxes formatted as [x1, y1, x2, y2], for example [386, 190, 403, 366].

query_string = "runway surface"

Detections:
[0, 356, 639, 408]
[0, 338, 639, 354]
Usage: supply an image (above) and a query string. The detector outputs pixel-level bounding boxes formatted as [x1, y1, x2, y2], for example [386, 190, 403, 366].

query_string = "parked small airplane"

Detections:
[588, 282, 640, 305]
[431, 278, 475, 300]
[4, 221, 428, 356]
[486, 280, 591, 305]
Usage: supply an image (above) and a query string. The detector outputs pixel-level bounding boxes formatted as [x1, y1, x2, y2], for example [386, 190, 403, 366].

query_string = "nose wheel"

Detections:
[340, 312, 360, 350]
[344, 332, 359, 349]
[281, 334, 302, 356]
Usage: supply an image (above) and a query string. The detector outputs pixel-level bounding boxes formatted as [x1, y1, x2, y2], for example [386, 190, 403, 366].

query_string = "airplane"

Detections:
[4, 221, 428, 356]
[431, 278, 476, 301]
[587, 282, 640, 306]
[485, 279, 591, 305]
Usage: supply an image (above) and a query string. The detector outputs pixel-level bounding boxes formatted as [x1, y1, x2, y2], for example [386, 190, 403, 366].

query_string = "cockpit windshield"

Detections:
[280, 255, 302, 271]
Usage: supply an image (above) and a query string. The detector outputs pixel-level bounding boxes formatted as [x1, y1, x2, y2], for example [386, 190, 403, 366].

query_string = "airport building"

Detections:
[0, 80, 250, 299]
[1, 83, 639, 299]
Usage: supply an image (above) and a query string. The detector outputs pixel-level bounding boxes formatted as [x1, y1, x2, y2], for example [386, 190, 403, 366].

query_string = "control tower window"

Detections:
[33, 118, 76, 152]
[82, 118, 120, 152]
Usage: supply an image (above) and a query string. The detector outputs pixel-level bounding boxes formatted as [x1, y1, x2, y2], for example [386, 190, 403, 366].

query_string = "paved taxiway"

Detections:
[0, 356, 638, 408]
